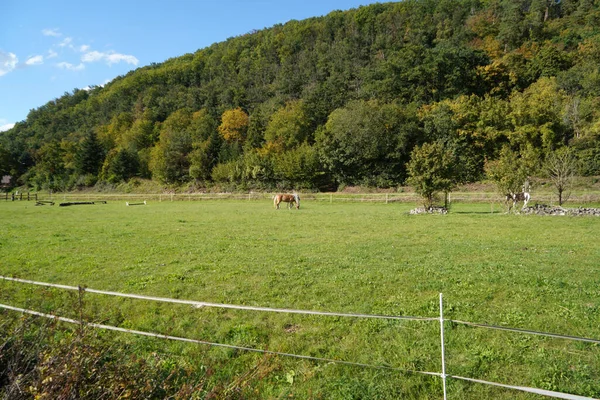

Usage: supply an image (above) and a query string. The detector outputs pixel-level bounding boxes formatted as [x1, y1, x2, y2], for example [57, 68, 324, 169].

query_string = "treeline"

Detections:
[1, 0, 600, 191]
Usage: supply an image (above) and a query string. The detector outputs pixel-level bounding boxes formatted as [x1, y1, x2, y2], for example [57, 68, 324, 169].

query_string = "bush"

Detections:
[0, 313, 207, 400]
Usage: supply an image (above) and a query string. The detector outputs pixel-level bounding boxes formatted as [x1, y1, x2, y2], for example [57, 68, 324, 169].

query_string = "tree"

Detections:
[101, 148, 139, 183]
[75, 130, 104, 176]
[264, 100, 310, 150]
[508, 77, 569, 152]
[189, 131, 222, 182]
[485, 144, 540, 199]
[406, 141, 457, 208]
[0, 143, 15, 177]
[316, 100, 416, 187]
[272, 143, 321, 189]
[148, 110, 193, 183]
[544, 147, 578, 205]
[218, 108, 249, 143]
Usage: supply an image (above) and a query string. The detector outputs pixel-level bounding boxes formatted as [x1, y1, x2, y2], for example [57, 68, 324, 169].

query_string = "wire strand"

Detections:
[0, 302, 440, 379]
[0, 275, 436, 322]
[450, 319, 600, 345]
[2, 302, 596, 400]
[450, 375, 598, 400]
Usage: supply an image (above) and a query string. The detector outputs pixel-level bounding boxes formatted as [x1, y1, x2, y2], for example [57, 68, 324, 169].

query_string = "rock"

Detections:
[410, 206, 448, 215]
[521, 204, 600, 216]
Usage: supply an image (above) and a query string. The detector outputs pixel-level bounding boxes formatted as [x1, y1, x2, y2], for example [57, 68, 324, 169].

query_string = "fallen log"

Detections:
[59, 202, 96, 207]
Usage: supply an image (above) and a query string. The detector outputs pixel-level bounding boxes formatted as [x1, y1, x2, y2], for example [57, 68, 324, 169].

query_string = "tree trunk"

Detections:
[558, 188, 563, 206]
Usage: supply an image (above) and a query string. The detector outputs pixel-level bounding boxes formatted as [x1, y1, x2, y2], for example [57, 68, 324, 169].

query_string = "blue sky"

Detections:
[0, 0, 383, 132]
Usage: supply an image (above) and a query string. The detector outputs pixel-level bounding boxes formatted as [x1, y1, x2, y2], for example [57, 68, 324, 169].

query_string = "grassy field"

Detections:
[0, 199, 599, 399]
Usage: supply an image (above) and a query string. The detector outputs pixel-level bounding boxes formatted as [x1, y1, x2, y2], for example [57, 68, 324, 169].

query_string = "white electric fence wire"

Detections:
[0, 303, 440, 379]
[450, 319, 600, 345]
[450, 375, 598, 400]
[0, 276, 436, 322]
[3, 275, 598, 345]
[1, 302, 597, 400]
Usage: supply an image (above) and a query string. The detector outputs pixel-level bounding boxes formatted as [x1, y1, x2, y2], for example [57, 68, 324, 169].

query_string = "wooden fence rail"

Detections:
[6, 191, 600, 204]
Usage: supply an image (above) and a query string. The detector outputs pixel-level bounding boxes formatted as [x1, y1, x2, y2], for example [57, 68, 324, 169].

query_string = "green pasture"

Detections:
[0, 199, 599, 399]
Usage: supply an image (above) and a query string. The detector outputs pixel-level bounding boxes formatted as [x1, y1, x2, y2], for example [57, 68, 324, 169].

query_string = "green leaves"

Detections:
[6, 0, 600, 189]
[406, 141, 457, 207]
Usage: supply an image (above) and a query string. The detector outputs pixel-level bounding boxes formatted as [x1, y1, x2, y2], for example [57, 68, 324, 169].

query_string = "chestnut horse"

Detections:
[274, 193, 300, 209]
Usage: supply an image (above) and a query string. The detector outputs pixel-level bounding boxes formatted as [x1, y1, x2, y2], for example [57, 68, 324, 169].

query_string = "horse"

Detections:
[274, 193, 300, 209]
[505, 191, 530, 211]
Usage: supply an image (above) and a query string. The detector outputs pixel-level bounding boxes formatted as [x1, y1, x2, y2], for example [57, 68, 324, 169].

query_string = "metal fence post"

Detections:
[440, 293, 448, 400]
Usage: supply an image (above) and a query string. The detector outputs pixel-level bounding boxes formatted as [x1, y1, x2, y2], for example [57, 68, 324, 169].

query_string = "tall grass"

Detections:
[0, 200, 598, 399]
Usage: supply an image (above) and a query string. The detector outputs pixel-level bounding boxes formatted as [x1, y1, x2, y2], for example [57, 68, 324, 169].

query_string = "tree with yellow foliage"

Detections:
[218, 107, 249, 143]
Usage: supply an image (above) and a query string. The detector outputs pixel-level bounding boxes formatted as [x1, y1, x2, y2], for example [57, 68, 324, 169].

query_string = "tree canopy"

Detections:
[3, 0, 600, 191]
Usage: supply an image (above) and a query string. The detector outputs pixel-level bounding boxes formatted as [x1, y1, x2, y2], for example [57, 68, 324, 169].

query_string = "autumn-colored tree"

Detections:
[218, 108, 249, 143]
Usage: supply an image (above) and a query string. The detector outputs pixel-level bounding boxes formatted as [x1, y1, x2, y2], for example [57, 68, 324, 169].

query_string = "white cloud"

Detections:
[0, 123, 15, 132]
[82, 50, 138, 66]
[0, 51, 18, 76]
[58, 37, 73, 47]
[106, 53, 138, 65]
[81, 50, 104, 63]
[79, 45, 90, 52]
[57, 61, 85, 71]
[25, 55, 44, 66]
[47, 49, 58, 59]
[42, 28, 61, 37]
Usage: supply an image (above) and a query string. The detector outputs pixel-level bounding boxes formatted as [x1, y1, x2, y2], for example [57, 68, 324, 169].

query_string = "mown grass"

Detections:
[0, 199, 599, 399]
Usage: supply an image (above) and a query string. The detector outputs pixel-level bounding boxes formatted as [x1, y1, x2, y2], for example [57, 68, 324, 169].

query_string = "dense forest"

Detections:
[1, 0, 600, 192]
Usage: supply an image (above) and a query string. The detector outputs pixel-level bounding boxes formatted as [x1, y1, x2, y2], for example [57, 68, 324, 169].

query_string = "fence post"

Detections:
[439, 293, 448, 400]
[330, 193, 333, 203]
[77, 285, 86, 336]
[386, 193, 388, 204]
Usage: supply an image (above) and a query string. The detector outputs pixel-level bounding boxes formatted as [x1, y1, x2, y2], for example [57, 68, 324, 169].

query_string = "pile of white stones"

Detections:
[409, 206, 448, 215]
[521, 204, 600, 216]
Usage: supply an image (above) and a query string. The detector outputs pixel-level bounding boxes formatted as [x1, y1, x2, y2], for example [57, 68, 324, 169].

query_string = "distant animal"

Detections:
[506, 191, 530, 211]
[274, 193, 300, 209]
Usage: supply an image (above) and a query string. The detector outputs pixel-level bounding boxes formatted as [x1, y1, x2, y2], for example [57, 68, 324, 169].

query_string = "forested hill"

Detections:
[2, 0, 600, 191]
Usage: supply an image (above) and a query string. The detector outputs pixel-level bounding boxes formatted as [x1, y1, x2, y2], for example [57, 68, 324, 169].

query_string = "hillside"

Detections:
[1, 0, 600, 191]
